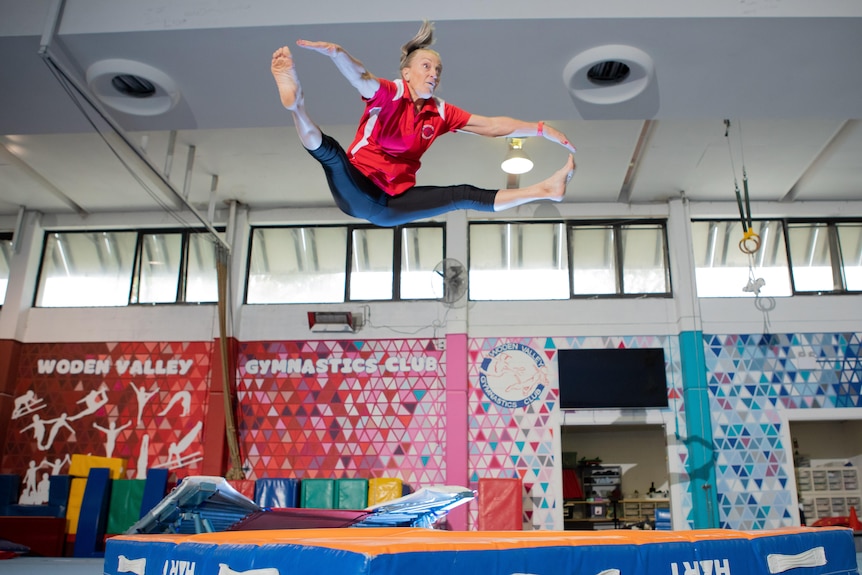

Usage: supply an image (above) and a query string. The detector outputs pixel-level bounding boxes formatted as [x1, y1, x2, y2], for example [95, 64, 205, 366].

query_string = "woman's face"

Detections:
[402, 49, 442, 100]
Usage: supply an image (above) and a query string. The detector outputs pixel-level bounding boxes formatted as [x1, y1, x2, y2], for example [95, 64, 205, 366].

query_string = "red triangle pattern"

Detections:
[235, 339, 447, 486]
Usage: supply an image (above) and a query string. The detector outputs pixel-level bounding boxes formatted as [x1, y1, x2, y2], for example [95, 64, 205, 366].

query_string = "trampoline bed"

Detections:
[105, 525, 859, 575]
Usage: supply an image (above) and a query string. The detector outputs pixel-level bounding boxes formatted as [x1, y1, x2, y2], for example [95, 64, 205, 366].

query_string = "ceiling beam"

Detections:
[781, 119, 858, 203]
[0, 138, 88, 216]
[617, 120, 657, 204]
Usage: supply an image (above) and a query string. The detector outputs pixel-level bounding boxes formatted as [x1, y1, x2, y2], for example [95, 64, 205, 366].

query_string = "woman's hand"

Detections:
[541, 123, 577, 154]
[296, 39, 342, 57]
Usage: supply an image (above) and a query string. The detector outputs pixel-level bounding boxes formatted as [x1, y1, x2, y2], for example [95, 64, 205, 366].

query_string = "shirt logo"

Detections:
[479, 343, 548, 409]
[421, 124, 436, 140]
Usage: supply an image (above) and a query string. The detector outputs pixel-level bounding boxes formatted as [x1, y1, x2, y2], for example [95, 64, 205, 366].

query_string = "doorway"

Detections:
[789, 418, 862, 526]
[561, 423, 670, 529]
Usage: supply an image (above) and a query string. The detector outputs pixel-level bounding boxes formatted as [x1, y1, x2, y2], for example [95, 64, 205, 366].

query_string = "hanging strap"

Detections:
[725, 120, 760, 254]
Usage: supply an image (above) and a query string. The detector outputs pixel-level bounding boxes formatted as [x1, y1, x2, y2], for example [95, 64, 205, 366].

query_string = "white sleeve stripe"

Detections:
[434, 97, 445, 120]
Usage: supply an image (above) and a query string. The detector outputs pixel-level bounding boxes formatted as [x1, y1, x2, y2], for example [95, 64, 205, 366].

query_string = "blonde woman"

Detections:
[272, 21, 576, 226]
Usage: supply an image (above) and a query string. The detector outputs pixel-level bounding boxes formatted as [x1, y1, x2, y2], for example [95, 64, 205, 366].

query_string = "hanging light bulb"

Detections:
[501, 137, 534, 175]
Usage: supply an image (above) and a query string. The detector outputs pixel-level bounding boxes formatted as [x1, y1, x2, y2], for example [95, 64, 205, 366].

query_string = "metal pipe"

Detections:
[37, 9, 229, 251]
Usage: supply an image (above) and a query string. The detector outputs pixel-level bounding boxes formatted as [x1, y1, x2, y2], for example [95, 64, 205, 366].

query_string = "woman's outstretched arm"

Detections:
[461, 114, 577, 153]
[296, 40, 380, 99]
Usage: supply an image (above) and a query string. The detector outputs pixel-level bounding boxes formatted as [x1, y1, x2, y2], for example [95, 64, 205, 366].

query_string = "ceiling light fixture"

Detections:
[501, 137, 533, 175]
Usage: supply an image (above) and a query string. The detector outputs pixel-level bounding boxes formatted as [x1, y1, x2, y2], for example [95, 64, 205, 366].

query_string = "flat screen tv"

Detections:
[557, 347, 668, 409]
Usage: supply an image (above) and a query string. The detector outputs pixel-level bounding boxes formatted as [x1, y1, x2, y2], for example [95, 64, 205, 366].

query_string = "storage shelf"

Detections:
[620, 498, 670, 522]
[580, 465, 621, 499]
[797, 466, 860, 523]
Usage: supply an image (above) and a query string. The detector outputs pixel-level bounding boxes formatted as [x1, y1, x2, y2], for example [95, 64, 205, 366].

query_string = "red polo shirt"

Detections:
[347, 78, 472, 196]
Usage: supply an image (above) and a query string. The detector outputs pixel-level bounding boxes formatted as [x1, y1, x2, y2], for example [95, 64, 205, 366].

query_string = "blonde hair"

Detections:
[400, 20, 440, 71]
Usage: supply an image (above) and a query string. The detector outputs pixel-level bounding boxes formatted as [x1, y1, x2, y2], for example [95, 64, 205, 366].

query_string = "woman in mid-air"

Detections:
[271, 20, 576, 227]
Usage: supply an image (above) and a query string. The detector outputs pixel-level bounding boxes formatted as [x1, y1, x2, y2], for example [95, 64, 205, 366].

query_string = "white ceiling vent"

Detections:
[563, 45, 655, 107]
[86, 59, 180, 116]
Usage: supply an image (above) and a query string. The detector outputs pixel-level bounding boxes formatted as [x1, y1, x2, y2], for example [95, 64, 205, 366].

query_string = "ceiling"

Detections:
[1, 1, 861, 221]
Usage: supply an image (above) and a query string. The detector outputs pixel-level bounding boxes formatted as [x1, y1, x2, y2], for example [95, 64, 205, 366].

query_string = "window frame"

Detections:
[33, 227, 222, 308]
[785, 218, 862, 296]
[566, 219, 672, 299]
[690, 217, 862, 298]
[0, 231, 13, 307]
[244, 222, 446, 305]
[467, 219, 672, 302]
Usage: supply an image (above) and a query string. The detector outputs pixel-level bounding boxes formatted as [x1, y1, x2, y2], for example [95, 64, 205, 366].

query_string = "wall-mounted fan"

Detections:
[432, 258, 467, 305]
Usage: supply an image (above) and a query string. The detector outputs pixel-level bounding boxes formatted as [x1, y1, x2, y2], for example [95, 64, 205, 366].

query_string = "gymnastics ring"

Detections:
[739, 230, 761, 255]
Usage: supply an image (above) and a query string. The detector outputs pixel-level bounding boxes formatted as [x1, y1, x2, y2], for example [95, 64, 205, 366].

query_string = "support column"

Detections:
[667, 196, 719, 528]
[679, 330, 720, 528]
[445, 332, 469, 530]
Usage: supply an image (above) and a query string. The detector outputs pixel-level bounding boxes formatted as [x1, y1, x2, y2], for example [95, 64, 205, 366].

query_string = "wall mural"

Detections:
[11, 331, 854, 530]
[2, 341, 212, 502]
[235, 339, 448, 487]
[468, 335, 688, 531]
[705, 332, 862, 530]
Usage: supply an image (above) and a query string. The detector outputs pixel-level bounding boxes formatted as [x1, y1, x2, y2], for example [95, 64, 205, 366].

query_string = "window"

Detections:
[35, 229, 221, 307]
[400, 226, 444, 300]
[692, 220, 792, 298]
[247, 226, 347, 304]
[568, 222, 670, 297]
[130, 231, 221, 304]
[246, 224, 444, 304]
[568, 222, 670, 296]
[186, 232, 222, 302]
[570, 225, 616, 295]
[0, 233, 13, 306]
[133, 232, 183, 303]
[350, 228, 393, 300]
[787, 222, 839, 292]
[787, 221, 862, 294]
[693, 219, 862, 297]
[468, 220, 669, 300]
[837, 222, 862, 291]
[36, 231, 137, 307]
[620, 223, 671, 294]
[470, 222, 569, 300]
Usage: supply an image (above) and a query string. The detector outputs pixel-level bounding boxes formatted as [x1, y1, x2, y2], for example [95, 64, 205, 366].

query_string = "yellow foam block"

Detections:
[65, 477, 87, 534]
[367, 477, 403, 506]
[69, 453, 127, 479]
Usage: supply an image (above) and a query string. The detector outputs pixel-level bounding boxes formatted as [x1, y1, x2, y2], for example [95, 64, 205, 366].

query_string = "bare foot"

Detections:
[271, 47, 302, 110]
[493, 154, 576, 211]
[537, 154, 576, 202]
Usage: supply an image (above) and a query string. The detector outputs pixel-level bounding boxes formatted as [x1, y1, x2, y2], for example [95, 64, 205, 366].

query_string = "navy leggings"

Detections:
[307, 134, 498, 227]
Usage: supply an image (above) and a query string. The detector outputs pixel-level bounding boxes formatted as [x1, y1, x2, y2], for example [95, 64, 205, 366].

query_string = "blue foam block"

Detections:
[254, 478, 300, 508]
[73, 467, 112, 558]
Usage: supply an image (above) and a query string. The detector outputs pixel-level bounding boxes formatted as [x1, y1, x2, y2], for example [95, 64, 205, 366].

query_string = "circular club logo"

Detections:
[479, 343, 548, 408]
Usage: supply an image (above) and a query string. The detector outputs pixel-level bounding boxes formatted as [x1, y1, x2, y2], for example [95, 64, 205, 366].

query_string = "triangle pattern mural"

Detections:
[704, 331, 862, 530]
[467, 335, 687, 530]
[236, 339, 447, 486]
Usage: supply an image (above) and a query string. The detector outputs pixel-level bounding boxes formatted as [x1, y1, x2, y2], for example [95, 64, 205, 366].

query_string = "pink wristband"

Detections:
[537, 121, 544, 137]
